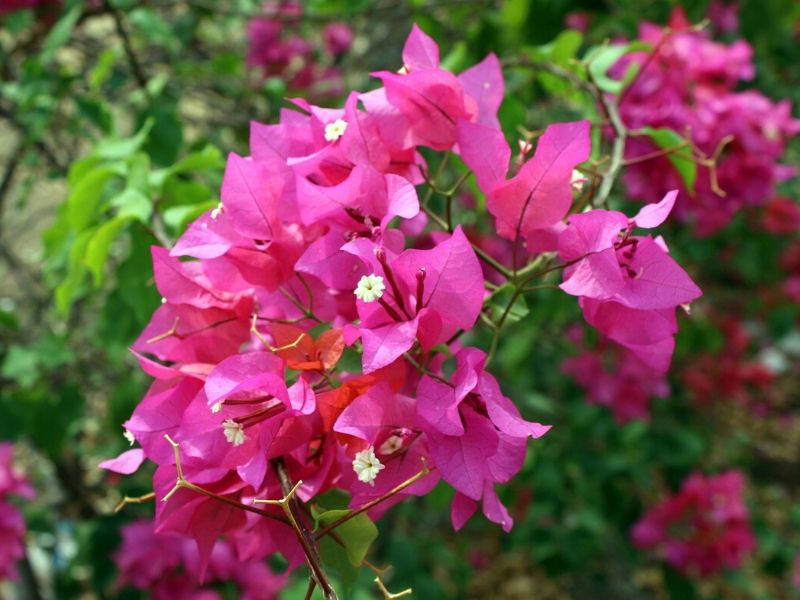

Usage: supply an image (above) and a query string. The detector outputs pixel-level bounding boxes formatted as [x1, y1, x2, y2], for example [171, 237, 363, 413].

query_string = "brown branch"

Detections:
[102, 0, 148, 91]
[315, 460, 432, 540]
[256, 461, 339, 600]
[161, 435, 288, 524]
[114, 491, 155, 513]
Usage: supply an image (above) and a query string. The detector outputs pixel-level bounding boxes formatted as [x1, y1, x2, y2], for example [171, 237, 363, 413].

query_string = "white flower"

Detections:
[379, 434, 404, 455]
[210, 202, 224, 220]
[352, 446, 385, 486]
[211, 402, 222, 414]
[354, 274, 385, 303]
[324, 118, 348, 142]
[222, 419, 248, 446]
[123, 428, 135, 446]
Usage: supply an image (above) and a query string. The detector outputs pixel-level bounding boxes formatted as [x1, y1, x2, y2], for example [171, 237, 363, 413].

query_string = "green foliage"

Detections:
[641, 126, 698, 192]
[44, 118, 222, 315]
[315, 510, 379, 568]
[0, 0, 798, 598]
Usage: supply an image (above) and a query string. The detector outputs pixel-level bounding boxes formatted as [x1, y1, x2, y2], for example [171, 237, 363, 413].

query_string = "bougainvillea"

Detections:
[563, 337, 669, 424]
[114, 520, 286, 599]
[101, 23, 702, 595]
[246, 1, 351, 100]
[615, 8, 800, 235]
[0, 443, 34, 582]
[632, 470, 755, 576]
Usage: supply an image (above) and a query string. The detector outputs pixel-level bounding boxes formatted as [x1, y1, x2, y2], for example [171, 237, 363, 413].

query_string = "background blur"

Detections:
[1, 0, 798, 598]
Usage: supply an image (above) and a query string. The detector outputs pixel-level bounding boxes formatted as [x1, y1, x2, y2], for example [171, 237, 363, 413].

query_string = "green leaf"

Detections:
[32, 335, 74, 371]
[140, 103, 183, 166]
[550, 29, 583, 64]
[162, 200, 217, 233]
[318, 536, 359, 594]
[55, 228, 94, 315]
[127, 153, 150, 194]
[526, 31, 585, 98]
[640, 127, 697, 192]
[167, 145, 224, 176]
[3, 7, 34, 35]
[1, 345, 40, 388]
[160, 177, 215, 208]
[66, 166, 120, 231]
[67, 155, 102, 188]
[129, 7, 179, 54]
[89, 48, 118, 94]
[40, 6, 81, 63]
[315, 510, 378, 567]
[336, 347, 362, 373]
[501, 0, 530, 35]
[488, 284, 530, 326]
[440, 41, 468, 73]
[0, 309, 20, 331]
[111, 188, 152, 222]
[585, 41, 649, 94]
[95, 118, 154, 161]
[149, 145, 224, 191]
[75, 97, 113, 133]
[84, 216, 133, 287]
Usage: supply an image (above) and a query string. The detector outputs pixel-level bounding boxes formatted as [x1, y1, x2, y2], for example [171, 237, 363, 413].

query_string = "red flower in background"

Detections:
[632, 470, 756, 576]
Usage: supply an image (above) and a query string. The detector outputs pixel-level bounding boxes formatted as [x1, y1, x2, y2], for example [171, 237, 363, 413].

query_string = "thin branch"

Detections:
[421, 205, 512, 279]
[103, 0, 148, 91]
[304, 579, 317, 600]
[114, 491, 155, 513]
[161, 435, 288, 524]
[586, 71, 626, 207]
[622, 141, 690, 166]
[315, 460, 432, 540]
[0, 106, 65, 171]
[256, 461, 339, 600]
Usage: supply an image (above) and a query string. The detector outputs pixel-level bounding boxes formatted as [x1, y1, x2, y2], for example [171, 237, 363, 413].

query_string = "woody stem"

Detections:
[272, 460, 339, 600]
[315, 462, 432, 540]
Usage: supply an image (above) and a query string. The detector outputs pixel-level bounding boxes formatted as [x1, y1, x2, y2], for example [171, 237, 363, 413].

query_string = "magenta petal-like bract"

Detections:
[488, 120, 590, 246]
[457, 118, 510, 193]
[402, 23, 440, 70]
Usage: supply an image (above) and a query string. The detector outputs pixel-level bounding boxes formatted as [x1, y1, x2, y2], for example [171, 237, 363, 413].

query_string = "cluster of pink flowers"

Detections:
[632, 470, 756, 576]
[556, 190, 700, 421]
[563, 334, 669, 424]
[616, 8, 800, 235]
[114, 520, 286, 599]
[246, 1, 352, 100]
[555, 190, 701, 372]
[102, 23, 700, 583]
[0, 443, 34, 581]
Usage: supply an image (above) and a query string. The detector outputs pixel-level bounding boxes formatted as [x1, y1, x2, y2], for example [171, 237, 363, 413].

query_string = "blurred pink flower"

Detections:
[632, 471, 756, 577]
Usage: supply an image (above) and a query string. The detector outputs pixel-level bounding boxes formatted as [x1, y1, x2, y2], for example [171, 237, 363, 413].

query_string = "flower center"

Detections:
[222, 419, 248, 446]
[354, 274, 386, 303]
[352, 446, 385, 486]
[324, 118, 348, 142]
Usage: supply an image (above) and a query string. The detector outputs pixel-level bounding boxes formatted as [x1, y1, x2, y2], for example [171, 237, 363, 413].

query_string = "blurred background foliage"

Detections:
[0, 0, 799, 598]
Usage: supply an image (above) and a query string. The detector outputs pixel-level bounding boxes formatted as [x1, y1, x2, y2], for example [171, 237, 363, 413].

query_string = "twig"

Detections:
[103, 0, 149, 91]
[315, 460, 431, 540]
[0, 106, 65, 171]
[161, 435, 288, 524]
[114, 491, 155, 513]
[586, 70, 626, 207]
[421, 205, 512, 279]
[258, 461, 338, 600]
